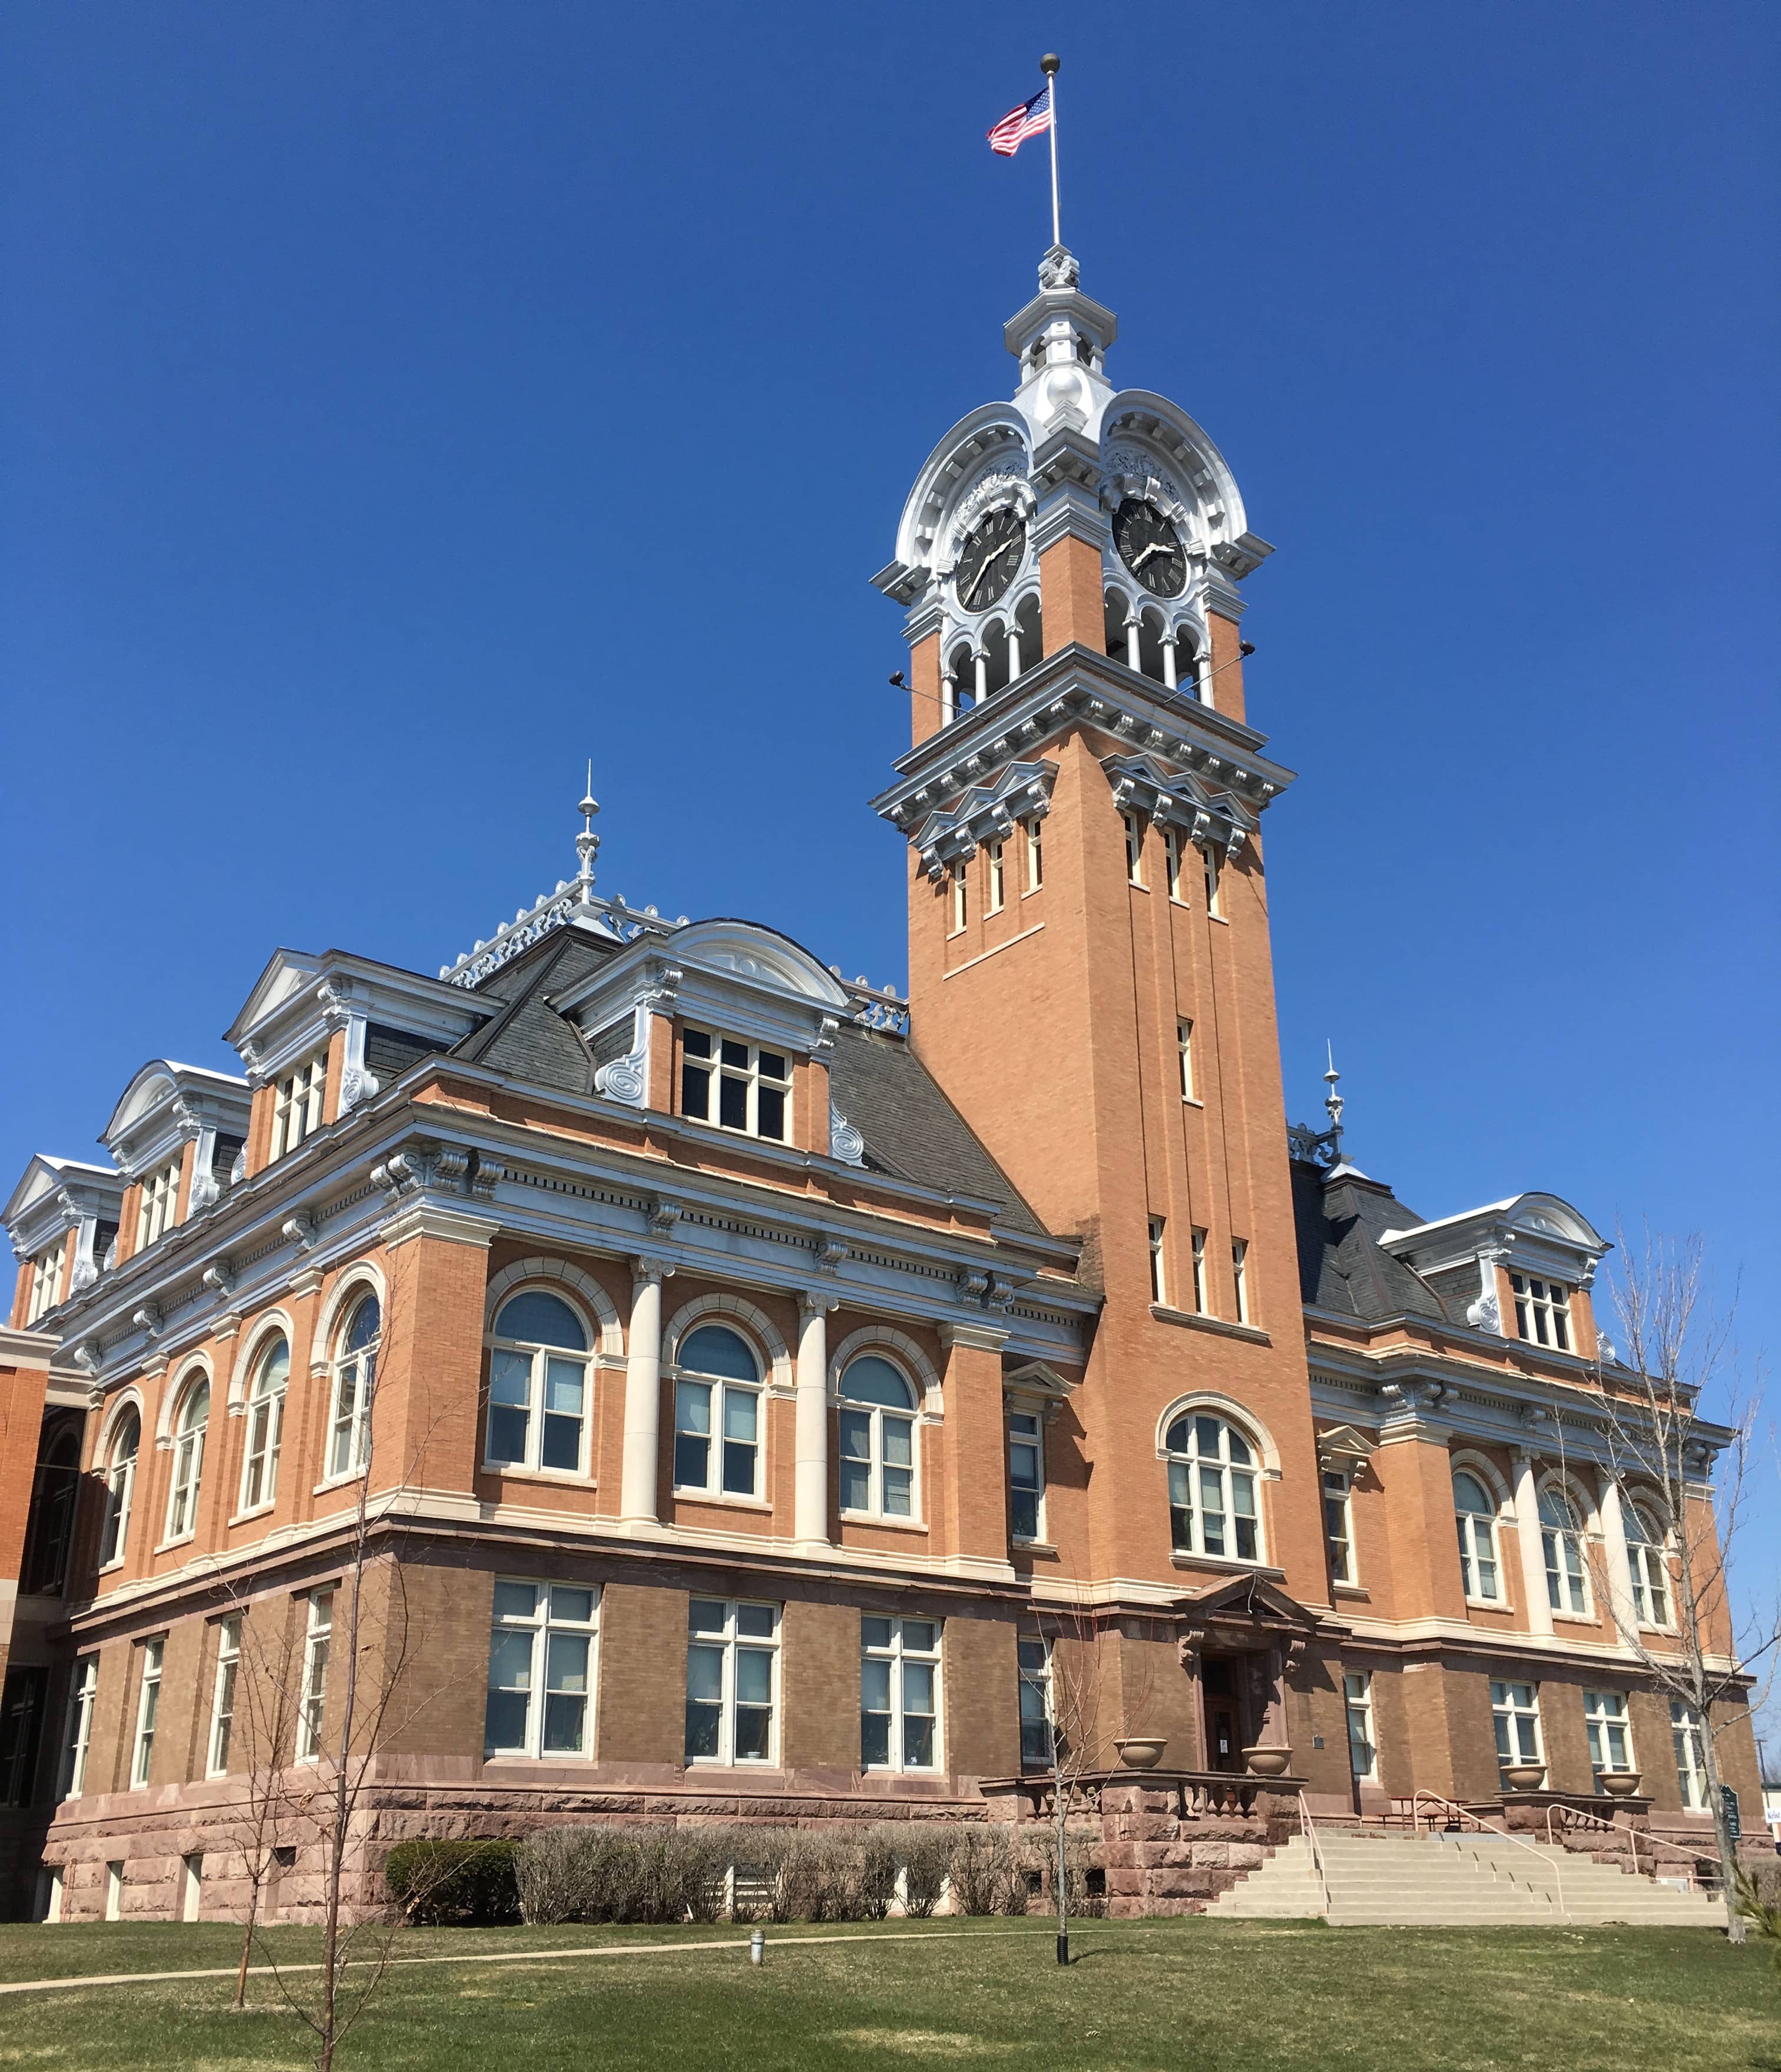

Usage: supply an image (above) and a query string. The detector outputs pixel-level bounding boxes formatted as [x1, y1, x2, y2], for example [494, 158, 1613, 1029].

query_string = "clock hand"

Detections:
[1131, 541, 1167, 569]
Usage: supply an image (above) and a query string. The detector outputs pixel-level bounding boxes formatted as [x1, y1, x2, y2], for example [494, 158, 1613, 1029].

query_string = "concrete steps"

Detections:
[1204, 1828, 1727, 1928]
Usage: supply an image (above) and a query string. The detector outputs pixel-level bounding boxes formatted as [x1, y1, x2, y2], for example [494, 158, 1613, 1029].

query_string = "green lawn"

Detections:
[0, 1917, 1772, 2071]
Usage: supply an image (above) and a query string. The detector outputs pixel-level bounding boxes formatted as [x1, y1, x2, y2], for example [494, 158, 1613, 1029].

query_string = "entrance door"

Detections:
[1201, 1656, 1241, 1772]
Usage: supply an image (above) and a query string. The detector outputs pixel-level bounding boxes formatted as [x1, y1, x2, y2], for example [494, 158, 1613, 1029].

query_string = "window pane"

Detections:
[734, 1706, 772, 1761]
[720, 1039, 749, 1070]
[862, 1712, 891, 1766]
[681, 1062, 710, 1117]
[492, 1580, 537, 1620]
[756, 1087, 786, 1140]
[1017, 1638, 1047, 1673]
[1226, 1431, 1252, 1466]
[1196, 1415, 1221, 1455]
[902, 1621, 936, 1654]
[544, 1358, 584, 1415]
[496, 1293, 587, 1351]
[721, 1439, 756, 1495]
[688, 1600, 727, 1636]
[903, 1662, 935, 1713]
[903, 1715, 935, 1768]
[861, 1617, 892, 1651]
[485, 1689, 530, 1752]
[487, 1406, 529, 1463]
[1012, 1488, 1040, 1540]
[490, 1349, 533, 1406]
[551, 1587, 595, 1625]
[683, 1028, 712, 1059]
[541, 1414, 581, 1471]
[541, 1693, 585, 1754]
[719, 1075, 748, 1130]
[861, 1659, 892, 1711]
[677, 1380, 712, 1434]
[686, 1645, 724, 1704]
[882, 1467, 913, 1517]
[685, 1703, 720, 1760]
[723, 1389, 757, 1442]
[489, 1631, 535, 1689]
[759, 1052, 787, 1083]
[736, 1603, 775, 1639]
[841, 1357, 915, 1409]
[673, 1434, 709, 1488]
[547, 1633, 590, 1694]
[680, 1328, 758, 1382]
[883, 1417, 913, 1469]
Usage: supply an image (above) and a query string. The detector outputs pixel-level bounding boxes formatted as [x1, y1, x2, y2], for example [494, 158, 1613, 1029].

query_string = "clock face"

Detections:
[952, 506, 1026, 614]
[1114, 498, 1187, 598]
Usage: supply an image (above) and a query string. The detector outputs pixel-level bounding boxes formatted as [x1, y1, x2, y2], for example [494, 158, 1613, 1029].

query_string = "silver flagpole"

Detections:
[1041, 53, 1061, 247]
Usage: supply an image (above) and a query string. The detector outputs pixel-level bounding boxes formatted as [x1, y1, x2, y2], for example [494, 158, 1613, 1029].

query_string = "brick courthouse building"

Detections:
[0, 248, 1762, 1921]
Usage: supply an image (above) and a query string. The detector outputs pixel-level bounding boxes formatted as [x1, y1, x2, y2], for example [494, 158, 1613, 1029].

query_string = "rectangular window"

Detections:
[484, 1581, 600, 1759]
[1345, 1671, 1377, 1782]
[1164, 826, 1188, 904]
[1123, 813, 1145, 885]
[207, 1618, 240, 1778]
[1583, 1690, 1633, 1777]
[1202, 844, 1221, 916]
[105, 1862, 123, 1921]
[673, 1374, 761, 1500]
[1017, 1633, 1053, 1768]
[860, 1616, 941, 1772]
[296, 1590, 333, 1763]
[132, 1639, 164, 1788]
[1191, 1227, 1209, 1314]
[27, 1234, 70, 1325]
[1008, 1411, 1045, 1544]
[61, 1657, 97, 1799]
[1025, 816, 1044, 891]
[1177, 1019, 1194, 1100]
[1148, 1217, 1167, 1305]
[679, 1028, 790, 1143]
[0, 1667, 47, 1809]
[270, 1051, 328, 1162]
[1490, 1679, 1542, 1779]
[986, 839, 1005, 914]
[1510, 1275, 1571, 1351]
[1323, 1469, 1355, 1585]
[1231, 1239, 1250, 1324]
[135, 1160, 183, 1250]
[951, 864, 968, 934]
[1670, 1699, 1709, 1809]
[685, 1598, 779, 1766]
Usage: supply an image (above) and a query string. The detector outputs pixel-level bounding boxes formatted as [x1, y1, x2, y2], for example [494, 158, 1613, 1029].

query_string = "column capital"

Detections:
[939, 1319, 1011, 1353]
[798, 1290, 842, 1318]
[631, 1256, 676, 1287]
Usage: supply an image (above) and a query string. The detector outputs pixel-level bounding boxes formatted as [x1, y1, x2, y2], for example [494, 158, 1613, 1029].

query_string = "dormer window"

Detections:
[1511, 1274, 1571, 1351]
[26, 1235, 70, 1325]
[135, 1160, 181, 1250]
[270, 1052, 328, 1161]
[680, 1029, 789, 1143]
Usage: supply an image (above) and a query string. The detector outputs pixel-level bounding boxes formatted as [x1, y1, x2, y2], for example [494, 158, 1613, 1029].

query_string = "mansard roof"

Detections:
[1290, 1158, 1450, 1326]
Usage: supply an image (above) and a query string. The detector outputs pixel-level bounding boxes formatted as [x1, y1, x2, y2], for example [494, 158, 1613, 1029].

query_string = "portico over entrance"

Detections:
[1176, 1574, 1326, 1775]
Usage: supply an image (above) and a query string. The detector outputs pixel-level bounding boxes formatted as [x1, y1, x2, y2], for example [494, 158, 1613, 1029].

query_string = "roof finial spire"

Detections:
[1323, 1040, 1345, 1153]
[574, 763, 601, 897]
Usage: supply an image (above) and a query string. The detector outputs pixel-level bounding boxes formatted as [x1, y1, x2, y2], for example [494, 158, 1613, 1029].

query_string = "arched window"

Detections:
[485, 1290, 591, 1474]
[1453, 1471, 1501, 1602]
[240, 1336, 289, 1513]
[1626, 1502, 1671, 1628]
[673, 1325, 761, 1499]
[164, 1377, 210, 1540]
[327, 1296, 381, 1480]
[99, 1409, 141, 1568]
[1538, 1484, 1591, 1616]
[21, 1425, 82, 1596]
[839, 1356, 918, 1521]
[1164, 1412, 1262, 1563]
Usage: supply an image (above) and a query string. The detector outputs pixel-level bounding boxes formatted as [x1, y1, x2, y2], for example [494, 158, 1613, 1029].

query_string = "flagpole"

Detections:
[1041, 52, 1061, 247]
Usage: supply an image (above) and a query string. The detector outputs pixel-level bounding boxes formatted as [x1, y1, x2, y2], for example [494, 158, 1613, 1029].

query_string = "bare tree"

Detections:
[1569, 1224, 1777, 1945]
[217, 1586, 304, 2010]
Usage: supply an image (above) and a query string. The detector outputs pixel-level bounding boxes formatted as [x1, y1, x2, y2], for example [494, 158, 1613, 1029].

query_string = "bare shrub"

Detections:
[948, 1825, 1028, 1917]
[897, 1825, 954, 1919]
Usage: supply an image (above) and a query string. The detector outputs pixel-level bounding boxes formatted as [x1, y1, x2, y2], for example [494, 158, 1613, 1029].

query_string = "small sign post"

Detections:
[1721, 1784, 1741, 1842]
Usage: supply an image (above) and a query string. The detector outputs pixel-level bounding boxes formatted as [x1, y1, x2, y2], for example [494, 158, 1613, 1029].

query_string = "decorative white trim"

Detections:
[828, 1324, 942, 1408]
[911, 762, 1058, 882]
[1153, 1391, 1282, 1476]
[154, 1353, 213, 1448]
[662, 1291, 792, 1389]
[96, 1387, 147, 1464]
[226, 1310, 299, 1413]
[483, 1256, 624, 1358]
[1450, 1447, 1514, 1516]
[828, 1103, 865, 1167]
[312, 1261, 390, 1369]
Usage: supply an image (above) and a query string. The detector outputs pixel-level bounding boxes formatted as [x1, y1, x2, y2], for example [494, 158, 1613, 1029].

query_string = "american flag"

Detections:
[986, 82, 1052, 157]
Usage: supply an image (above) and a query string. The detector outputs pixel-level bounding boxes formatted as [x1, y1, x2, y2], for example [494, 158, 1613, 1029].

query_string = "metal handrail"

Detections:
[1297, 1791, 1330, 1916]
[1408, 1791, 1566, 1921]
[1542, 1803, 1725, 1890]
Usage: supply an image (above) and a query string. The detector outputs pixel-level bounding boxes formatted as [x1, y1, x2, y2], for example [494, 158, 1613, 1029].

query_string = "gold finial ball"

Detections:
[1040, 52, 1060, 74]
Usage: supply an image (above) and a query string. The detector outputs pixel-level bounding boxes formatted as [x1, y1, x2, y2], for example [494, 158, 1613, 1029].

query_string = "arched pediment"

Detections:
[888, 405, 1033, 590]
[672, 921, 852, 1009]
[105, 1065, 179, 1141]
[1504, 1193, 1607, 1253]
[1101, 392, 1250, 546]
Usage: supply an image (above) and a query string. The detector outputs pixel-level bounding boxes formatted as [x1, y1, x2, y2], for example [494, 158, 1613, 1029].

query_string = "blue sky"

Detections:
[5, 5, 1776, 1739]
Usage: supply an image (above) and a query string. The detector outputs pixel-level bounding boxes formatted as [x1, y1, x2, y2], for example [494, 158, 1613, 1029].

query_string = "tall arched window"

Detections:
[673, 1325, 761, 1499]
[1164, 1412, 1262, 1563]
[99, 1409, 141, 1568]
[164, 1378, 210, 1540]
[1538, 1484, 1591, 1616]
[838, 1356, 918, 1521]
[1626, 1501, 1671, 1628]
[485, 1290, 591, 1474]
[1453, 1471, 1501, 1602]
[240, 1336, 289, 1513]
[327, 1296, 381, 1480]
[21, 1425, 81, 1596]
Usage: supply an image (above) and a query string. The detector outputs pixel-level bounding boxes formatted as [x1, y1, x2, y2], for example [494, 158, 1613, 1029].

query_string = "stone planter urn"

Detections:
[1243, 1746, 1292, 1779]
[1115, 1736, 1167, 1770]
[1599, 1770, 1643, 1799]
[1501, 1762, 1547, 1792]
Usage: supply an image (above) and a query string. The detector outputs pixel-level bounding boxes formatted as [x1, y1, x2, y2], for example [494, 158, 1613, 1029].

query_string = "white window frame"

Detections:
[1511, 1273, 1572, 1351]
[207, 1618, 241, 1778]
[1626, 1502, 1673, 1629]
[1008, 1408, 1045, 1545]
[1018, 1631, 1054, 1768]
[1583, 1689, 1634, 1777]
[483, 1580, 601, 1760]
[1123, 812, 1146, 885]
[132, 1639, 164, 1788]
[1345, 1671, 1377, 1781]
[986, 838, 1005, 914]
[1024, 816, 1044, 892]
[837, 1357, 920, 1523]
[950, 864, 968, 934]
[1539, 1482, 1592, 1617]
[1490, 1678, 1542, 1776]
[239, 1337, 289, 1515]
[136, 1159, 183, 1250]
[1177, 1018, 1195, 1100]
[270, 1051, 328, 1161]
[679, 1027, 792, 1142]
[326, 1298, 380, 1482]
[1231, 1238, 1250, 1324]
[1190, 1226, 1209, 1314]
[163, 1376, 210, 1543]
[1202, 843, 1222, 916]
[860, 1615, 941, 1774]
[684, 1597, 780, 1767]
[27, 1234, 70, 1325]
[61, 1657, 97, 1799]
[484, 1293, 594, 1478]
[1164, 1411, 1264, 1564]
[1148, 1216, 1167, 1305]
[1323, 1468, 1355, 1585]
[1670, 1698, 1710, 1809]
[671, 1329, 764, 1502]
[1164, 825, 1188, 904]
[1453, 1471, 1503, 1603]
[296, 1589, 333, 1763]
[98, 1412, 140, 1570]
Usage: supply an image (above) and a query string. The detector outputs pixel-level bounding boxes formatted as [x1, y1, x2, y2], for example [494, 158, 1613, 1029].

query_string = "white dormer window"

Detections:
[680, 1029, 789, 1143]
[135, 1160, 182, 1250]
[1511, 1275, 1571, 1351]
[27, 1234, 71, 1324]
[270, 1052, 328, 1161]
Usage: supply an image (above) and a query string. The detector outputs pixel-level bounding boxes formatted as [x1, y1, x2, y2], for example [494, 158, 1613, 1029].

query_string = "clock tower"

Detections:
[870, 247, 1328, 1614]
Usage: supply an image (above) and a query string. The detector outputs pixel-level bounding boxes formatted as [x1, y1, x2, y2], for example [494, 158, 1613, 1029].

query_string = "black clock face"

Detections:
[953, 506, 1026, 613]
[1114, 498, 1187, 597]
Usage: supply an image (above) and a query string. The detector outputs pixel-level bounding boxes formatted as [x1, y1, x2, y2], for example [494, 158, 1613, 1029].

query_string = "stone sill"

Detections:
[1170, 1554, 1288, 1583]
[1150, 1305, 1272, 1347]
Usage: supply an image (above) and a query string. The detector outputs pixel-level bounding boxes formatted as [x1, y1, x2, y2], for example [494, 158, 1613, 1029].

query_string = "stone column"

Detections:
[793, 1294, 835, 1550]
[620, 1260, 670, 1524]
[1510, 1448, 1555, 1637]
[1594, 1471, 1640, 1643]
